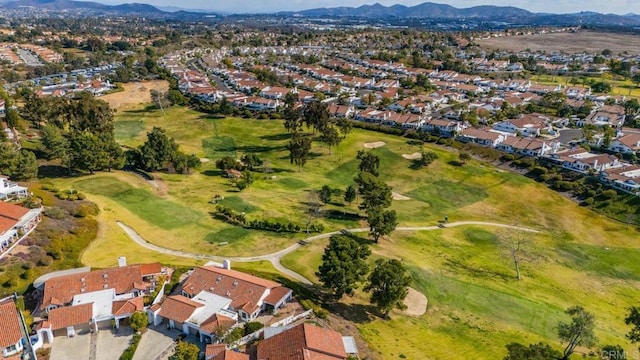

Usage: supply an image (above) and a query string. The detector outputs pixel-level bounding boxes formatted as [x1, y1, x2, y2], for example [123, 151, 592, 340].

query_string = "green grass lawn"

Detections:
[282, 226, 640, 359]
[41, 104, 640, 360]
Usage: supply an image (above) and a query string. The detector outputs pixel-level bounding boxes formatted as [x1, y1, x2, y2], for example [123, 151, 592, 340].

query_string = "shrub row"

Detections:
[119, 334, 141, 360]
[215, 205, 324, 234]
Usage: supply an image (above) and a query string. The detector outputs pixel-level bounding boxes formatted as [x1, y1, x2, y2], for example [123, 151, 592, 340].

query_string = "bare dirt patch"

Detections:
[404, 287, 428, 316]
[478, 31, 640, 54]
[364, 141, 385, 149]
[200, 158, 210, 163]
[402, 152, 422, 160]
[392, 192, 411, 201]
[102, 80, 169, 110]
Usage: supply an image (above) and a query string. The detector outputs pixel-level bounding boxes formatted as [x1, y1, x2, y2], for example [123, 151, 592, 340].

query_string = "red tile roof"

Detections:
[257, 323, 346, 360]
[206, 345, 250, 360]
[112, 297, 144, 317]
[211, 350, 250, 360]
[140, 263, 162, 276]
[158, 295, 203, 323]
[200, 313, 236, 334]
[41, 264, 151, 311]
[48, 303, 93, 330]
[181, 266, 288, 314]
[0, 202, 29, 222]
[263, 287, 292, 306]
[0, 298, 23, 349]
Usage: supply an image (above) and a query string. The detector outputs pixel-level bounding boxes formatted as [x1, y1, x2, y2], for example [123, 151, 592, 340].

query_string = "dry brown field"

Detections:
[477, 31, 640, 53]
[102, 80, 169, 110]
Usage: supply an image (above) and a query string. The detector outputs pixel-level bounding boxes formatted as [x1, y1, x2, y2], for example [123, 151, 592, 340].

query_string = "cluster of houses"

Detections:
[5, 64, 121, 98]
[0, 258, 356, 359]
[159, 46, 640, 197]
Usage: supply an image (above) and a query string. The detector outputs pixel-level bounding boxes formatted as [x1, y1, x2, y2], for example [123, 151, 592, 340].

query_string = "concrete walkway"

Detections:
[118, 221, 541, 285]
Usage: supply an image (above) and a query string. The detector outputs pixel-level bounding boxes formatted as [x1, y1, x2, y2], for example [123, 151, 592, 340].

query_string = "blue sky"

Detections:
[101, 0, 640, 14]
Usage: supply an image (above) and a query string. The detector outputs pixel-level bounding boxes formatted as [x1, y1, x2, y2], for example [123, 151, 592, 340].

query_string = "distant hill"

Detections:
[288, 1, 640, 26]
[2, 0, 164, 14]
[293, 2, 532, 19]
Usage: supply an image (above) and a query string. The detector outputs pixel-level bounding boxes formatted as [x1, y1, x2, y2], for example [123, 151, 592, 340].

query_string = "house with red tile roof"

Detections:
[257, 323, 352, 360]
[36, 262, 166, 340]
[0, 201, 42, 258]
[0, 296, 26, 358]
[206, 344, 249, 360]
[180, 264, 292, 322]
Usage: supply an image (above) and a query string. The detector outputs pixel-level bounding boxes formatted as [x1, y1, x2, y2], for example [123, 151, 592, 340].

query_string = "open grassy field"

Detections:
[41, 102, 640, 359]
[282, 225, 640, 359]
[478, 31, 640, 54]
[531, 74, 640, 98]
[101, 80, 169, 111]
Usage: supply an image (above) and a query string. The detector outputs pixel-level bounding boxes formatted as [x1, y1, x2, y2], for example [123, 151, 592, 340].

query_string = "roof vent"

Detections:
[216, 276, 222, 282]
[103, 273, 108, 279]
[232, 281, 238, 287]
[225, 291, 231, 297]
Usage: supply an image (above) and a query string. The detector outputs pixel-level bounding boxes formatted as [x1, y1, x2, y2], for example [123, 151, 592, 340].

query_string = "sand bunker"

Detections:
[404, 287, 428, 316]
[200, 158, 210, 163]
[392, 192, 411, 201]
[402, 152, 422, 160]
[364, 141, 386, 149]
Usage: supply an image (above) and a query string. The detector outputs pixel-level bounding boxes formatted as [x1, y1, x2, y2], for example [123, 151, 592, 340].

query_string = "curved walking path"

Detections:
[117, 221, 540, 285]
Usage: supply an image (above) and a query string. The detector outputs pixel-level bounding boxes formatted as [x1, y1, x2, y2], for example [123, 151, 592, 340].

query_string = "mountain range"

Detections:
[290, 2, 533, 19]
[0, 0, 639, 26]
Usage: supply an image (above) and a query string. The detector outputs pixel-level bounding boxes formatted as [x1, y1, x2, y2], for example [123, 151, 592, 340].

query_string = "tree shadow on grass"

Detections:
[122, 105, 156, 114]
[324, 210, 364, 222]
[38, 165, 72, 178]
[324, 302, 377, 324]
[235, 145, 286, 153]
[259, 133, 291, 141]
[447, 160, 463, 167]
[201, 169, 225, 177]
[444, 259, 513, 282]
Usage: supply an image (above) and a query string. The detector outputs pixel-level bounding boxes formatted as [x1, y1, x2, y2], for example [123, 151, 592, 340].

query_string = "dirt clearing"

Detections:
[102, 80, 170, 110]
[392, 192, 411, 201]
[364, 141, 385, 149]
[478, 31, 640, 54]
[404, 287, 428, 316]
[402, 152, 422, 160]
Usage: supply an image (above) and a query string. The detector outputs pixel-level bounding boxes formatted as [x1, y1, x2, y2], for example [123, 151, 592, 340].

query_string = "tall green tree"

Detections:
[169, 341, 199, 360]
[558, 306, 597, 360]
[138, 127, 178, 171]
[41, 124, 68, 161]
[286, 133, 312, 171]
[316, 235, 371, 299]
[354, 172, 392, 211]
[0, 144, 38, 180]
[303, 101, 330, 134]
[503, 342, 561, 360]
[625, 306, 640, 349]
[367, 208, 398, 243]
[319, 126, 342, 153]
[365, 258, 411, 318]
[319, 185, 332, 205]
[357, 150, 380, 176]
[344, 184, 357, 206]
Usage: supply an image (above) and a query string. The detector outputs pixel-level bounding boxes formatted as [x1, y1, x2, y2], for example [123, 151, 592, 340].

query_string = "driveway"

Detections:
[49, 333, 91, 360]
[97, 328, 134, 360]
[133, 325, 180, 360]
